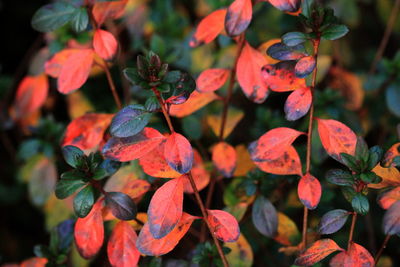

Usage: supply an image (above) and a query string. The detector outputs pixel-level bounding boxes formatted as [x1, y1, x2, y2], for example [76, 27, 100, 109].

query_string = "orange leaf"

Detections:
[378, 187, 400, 210]
[182, 150, 210, 193]
[13, 74, 48, 119]
[225, 0, 252, 36]
[58, 49, 95, 94]
[370, 164, 400, 189]
[93, 29, 118, 60]
[316, 118, 357, 162]
[298, 173, 321, 210]
[207, 209, 240, 242]
[284, 87, 312, 121]
[261, 63, 306, 92]
[164, 133, 194, 174]
[234, 144, 256, 176]
[74, 201, 104, 259]
[249, 127, 304, 162]
[295, 239, 343, 266]
[382, 142, 400, 167]
[169, 91, 218, 118]
[274, 212, 300, 246]
[254, 146, 302, 176]
[139, 141, 181, 178]
[93, 0, 128, 25]
[107, 221, 140, 267]
[137, 212, 197, 256]
[196, 68, 230, 93]
[190, 9, 227, 47]
[207, 107, 244, 139]
[103, 127, 165, 162]
[266, 0, 302, 13]
[212, 142, 237, 178]
[20, 257, 48, 267]
[345, 242, 374, 267]
[237, 42, 269, 103]
[45, 49, 77, 78]
[62, 113, 113, 150]
[148, 176, 184, 239]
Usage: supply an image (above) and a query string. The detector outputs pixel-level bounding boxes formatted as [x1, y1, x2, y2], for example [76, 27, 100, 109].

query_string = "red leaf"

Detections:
[345, 243, 374, 267]
[13, 74, 48, 119]
[261, 63, 306, 92]
[225, 0, 252, 36]
[237, 42, 269, 103]
[207, 209, 240, 242]
[378, 187, 400, 210]
[74, 201, 104, 259]
[190, 9, 227, 47]
[93, 29, 118, 60]
[316, 118, 357, 162]
[298, 173, 321, 210]
[137, 212, 197, 256]
[169, 91, 218, 118]
[139, 140, 181, 178]
[20, 257, 48, 267]
[382, 142, 400, 167]
[102, 127, 165, 162]
[295, 56, 316, 78]
[284, 87, 312, 121]
[62, 113, 113, 150]
[58, 49, 94, 94]
[329, 251, 347, 267]
[107, 221, 140, 267]
[294, 239, 343, 266]
[266, 0, 302, 13]
[148, 176, 184, 239]
[164, 133, 194, 174]
[45, 49, 77, 78]
[212, 142, 237, 178]
[249, 127, 304, 162]
[196, 68, 230, 93]
[254, 146, 302, 176]
[93, 0, 128, 25]
[182, 150, 210, 193]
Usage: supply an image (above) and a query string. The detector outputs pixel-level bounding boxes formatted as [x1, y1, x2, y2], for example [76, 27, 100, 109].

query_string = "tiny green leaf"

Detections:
[326, 169, 354, 186]
[351, 194, 369, 215]
[62, 145, 85, 168]
[73, 185, 95, 218]
[31, 2, 76, 32]
[321, 24, 349, 40]
[340, 153, 359, 172]
[70, 7, 89, 33]
[55, 179, 87, 199]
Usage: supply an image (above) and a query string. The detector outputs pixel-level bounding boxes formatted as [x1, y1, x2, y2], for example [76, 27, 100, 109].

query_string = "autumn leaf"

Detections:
[169, 90, 218, 118]
[12, 74, 48, 119]
[58, 49, 95, 94]
[212, 142, 237, 178]
[316, 118, 357, 162]
[207, 209, 240, 242]
[148, 176, 184, 239]
[345, 242, 375, 267]
[383, 200, 400, 235]
[382, 143, 400, 167]
[207, 108, 244, 139]
[237, 42, 269, 103]
[370, 164, 400, 189]
[295, 56, 316, 78]
[234, 144, 256, 176]
[137, 213, 197, 256]
[93, 29, 118, 60]
[45, 49, 77, 78]
[378, 187, 400, 210]
[20, 257, 48, 267]
[93, 0, 128, 25]
[225, 0, 252, 36]
[74, 201, 104, 259]
[196, 68, 230, 93]
[298, 173, 321, 210]
[102, 127, 165, 162]
[164, 133, 194, 174]
[261, 62, 306, 92]
[252, 196, 278, 238]
[318, 209, 349, 235]
[274, 212, 300, 246]
[182, 150, 210, 193]
[294, 239, 343, 266]
[225, 234, 254, 267]
[266, 0, 302, 13]
[190, 9, 227, 47]
[249, 127, 304, 162]
[62, 113, 113, 150]
[284, 87, 312, 121]
[107, 221, 140, 267]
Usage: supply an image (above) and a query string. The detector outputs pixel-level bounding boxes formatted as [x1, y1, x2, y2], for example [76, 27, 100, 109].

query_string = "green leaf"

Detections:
[301, 0, 314, 18]
[355, 136, 369, 163]
[145, 96, 160, 112]
[105, 192, 137, 220]
[282, 32, 307, 47]
[360, 172, 379, 183]
[123, 68, 143, 85]
[62, 146, 85, 168]
[31, 2, 77, 32]
[110, 105, 152, 138]
[60, 170, 87, 181]
[92, 159, 120, 180]
[55, 179, 87, 199]
[163, 70, 181, 83]
[326, 169, 354, 186]
[342, 186, 356, 203]
[340, 153, 359, 172]
[321, 24, 349, 40]
[367, 146, 383, 170]
[70, 7, 89, 33]
[351, 194, 369, 215]
[73, 185, 95, 218]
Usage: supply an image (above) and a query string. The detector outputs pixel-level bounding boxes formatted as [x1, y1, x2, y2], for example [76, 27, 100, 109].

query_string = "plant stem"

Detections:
[218, 33, 246, 140]
[102, 60, 123, 109]
[374, 234, 391, 263]
[347, 212, 358, 250]
[369, 0, 400, 75]
[300, 36, 321, 250]
[151, 88, 229, 267]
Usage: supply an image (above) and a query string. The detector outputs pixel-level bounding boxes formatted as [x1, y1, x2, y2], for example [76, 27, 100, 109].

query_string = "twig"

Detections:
[102, 60, 123, 109]
[374, 234, 391, 263]
[369, 0, 400, 75]
[347, 212, 357, 250]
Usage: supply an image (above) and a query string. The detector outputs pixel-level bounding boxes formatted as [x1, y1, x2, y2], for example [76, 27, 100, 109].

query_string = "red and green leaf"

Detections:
[294, 239, 343, 266]
[212, 142, 237, 178]
[190, 9, 227, 47]
[225, 0, 252, 36]
[298, 173, 322, 210]
[196, 68, 230, 93]
[164, 133, 194, 174]
[207, 209, 240, 242]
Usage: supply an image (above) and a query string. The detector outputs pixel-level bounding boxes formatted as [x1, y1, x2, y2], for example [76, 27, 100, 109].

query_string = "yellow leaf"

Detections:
[207, 108, 244, 139]
[234, 144, 255, 176]
[225, 234, 253, 267]
[224, 203, 248, 222]
[274, 212, 300, 246]
[44, 194, 73, 231]
[370, 164, 400, 189]
[67, 91, 94, 120]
